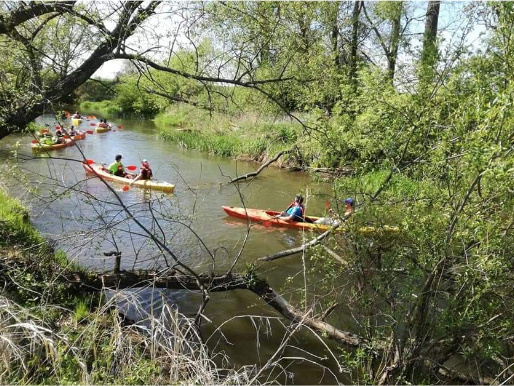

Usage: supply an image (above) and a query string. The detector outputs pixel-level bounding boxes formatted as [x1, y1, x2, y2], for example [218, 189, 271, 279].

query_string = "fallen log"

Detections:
[61, 270, 368, 348]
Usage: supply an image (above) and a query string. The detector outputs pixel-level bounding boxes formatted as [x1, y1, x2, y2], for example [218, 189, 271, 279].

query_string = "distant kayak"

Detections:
[83, 161, 175, 193]
[222, 206, 399, 234]
[63, 131, 85, 140]
[96, 125, 111, 133]
[31, 138, 73, 152]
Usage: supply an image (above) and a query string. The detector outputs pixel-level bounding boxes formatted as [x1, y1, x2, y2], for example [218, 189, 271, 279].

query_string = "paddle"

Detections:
[31, 139, 39, 144]
[90, 123, 96, 126]
[122, 168, 137, 191]
[85, 159, 94, 165]
[117, 125, 123, 129]
[86, 130, 94, 134]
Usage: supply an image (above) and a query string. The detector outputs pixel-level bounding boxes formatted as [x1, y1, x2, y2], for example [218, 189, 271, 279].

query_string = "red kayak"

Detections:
[222, 206, 400, 234]
[221, 206, 334, 231]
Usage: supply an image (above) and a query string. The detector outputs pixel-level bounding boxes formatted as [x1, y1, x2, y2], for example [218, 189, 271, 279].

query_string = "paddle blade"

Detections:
[127, 165, 137, 171]
[31, 139, 39, 144]
[85, 159, 94, 165]
[86, 130, 94, 134]
[117, 125, 123, 129]
[90, 123, 96, 126]
[122, 185, 129, 192]
[325, 200, 331, 210]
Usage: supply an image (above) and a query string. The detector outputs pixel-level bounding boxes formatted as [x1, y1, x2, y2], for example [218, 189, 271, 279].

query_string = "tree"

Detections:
[362, 2, 404, 82]
[419, 0, 441, 87]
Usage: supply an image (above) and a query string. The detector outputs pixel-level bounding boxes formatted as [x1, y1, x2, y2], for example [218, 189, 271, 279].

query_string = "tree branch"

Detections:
[230, 149, 290, 183]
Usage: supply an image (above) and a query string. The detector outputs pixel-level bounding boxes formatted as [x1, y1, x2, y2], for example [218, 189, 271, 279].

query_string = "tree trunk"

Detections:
[419, 1, 440, 86]
[349, 1, 363, 84]
[330, 2, 340, 67]
[388, 2, 403, 82]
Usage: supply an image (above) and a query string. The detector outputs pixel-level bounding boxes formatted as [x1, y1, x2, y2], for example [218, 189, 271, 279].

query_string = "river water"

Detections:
[0, 114, 353, 384]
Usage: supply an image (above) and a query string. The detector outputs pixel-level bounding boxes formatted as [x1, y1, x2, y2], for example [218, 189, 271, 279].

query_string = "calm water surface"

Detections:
[0, 114, 353, 384]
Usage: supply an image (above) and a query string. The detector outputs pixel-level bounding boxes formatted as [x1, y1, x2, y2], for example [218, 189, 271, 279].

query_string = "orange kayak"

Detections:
[63, 131, 85, 140]
[83, 161, 175, 193]
[31, 138, 73, 152]
[222, 206, 400, 234]
[221, 206, 333, 231]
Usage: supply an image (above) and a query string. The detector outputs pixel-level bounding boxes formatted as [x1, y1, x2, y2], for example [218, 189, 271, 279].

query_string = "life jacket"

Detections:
[140, 162, 153, 180]
[286, 201, 305, 220]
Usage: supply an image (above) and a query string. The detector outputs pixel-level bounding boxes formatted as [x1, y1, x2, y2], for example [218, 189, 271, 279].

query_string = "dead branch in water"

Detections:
[230, 149, 290, 183]
[258, 226, 339, 262]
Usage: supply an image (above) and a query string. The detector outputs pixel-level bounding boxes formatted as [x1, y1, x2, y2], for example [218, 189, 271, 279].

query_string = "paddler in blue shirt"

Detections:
[276, 194, 305, 222]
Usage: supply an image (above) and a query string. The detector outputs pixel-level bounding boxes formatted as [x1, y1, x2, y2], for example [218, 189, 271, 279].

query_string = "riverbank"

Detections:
[80, 101, 351, 173]
[0, 190, 243, 384]
[156, 104, 298, 163]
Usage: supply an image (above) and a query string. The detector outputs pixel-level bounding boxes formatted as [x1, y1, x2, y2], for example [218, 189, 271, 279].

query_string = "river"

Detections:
[0, 113, 353, 384]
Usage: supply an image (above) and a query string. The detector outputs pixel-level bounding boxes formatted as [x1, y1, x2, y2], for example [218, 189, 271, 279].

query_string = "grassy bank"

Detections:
[79, 100, 123, 117]
[0, 190, 245, 384]
[155, 103, 300, 163]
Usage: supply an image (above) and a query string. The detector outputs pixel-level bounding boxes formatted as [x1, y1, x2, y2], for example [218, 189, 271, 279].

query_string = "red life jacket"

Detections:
[140, 162, 153, 180]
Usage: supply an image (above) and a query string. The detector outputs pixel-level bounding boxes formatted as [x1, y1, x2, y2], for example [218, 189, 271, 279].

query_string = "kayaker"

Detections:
[276, 194, 305, 222]
[72, 111, 81, 119]
[69, 126, 77, 136]
[130, 160, 153, 185]
[107, 154, 128, 177]
[314, 197, 355, 225]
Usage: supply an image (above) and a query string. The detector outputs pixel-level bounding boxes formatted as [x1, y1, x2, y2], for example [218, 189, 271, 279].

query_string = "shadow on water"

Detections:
[0, 113, 353, 384]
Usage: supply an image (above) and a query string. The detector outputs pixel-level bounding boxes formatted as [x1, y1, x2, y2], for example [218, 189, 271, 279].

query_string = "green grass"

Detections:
[156, 103, 299, 161]
[0, 190, 48, 249]
[80, 100, 123, 116]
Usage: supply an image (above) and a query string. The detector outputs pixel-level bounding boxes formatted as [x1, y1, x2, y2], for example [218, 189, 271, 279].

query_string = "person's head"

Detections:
[344, 197, 355, 207]
[295, 194, 304, 204]
[115, 154, 122, 162]
[75, 111, 79, 114]
[141, 159, 150, 169]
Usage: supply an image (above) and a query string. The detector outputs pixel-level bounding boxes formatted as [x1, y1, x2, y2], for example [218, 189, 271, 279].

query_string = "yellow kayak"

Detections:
[96, 125, 111, 133]
[71, 118, 82, 126]
[83, 161, 175, 193]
